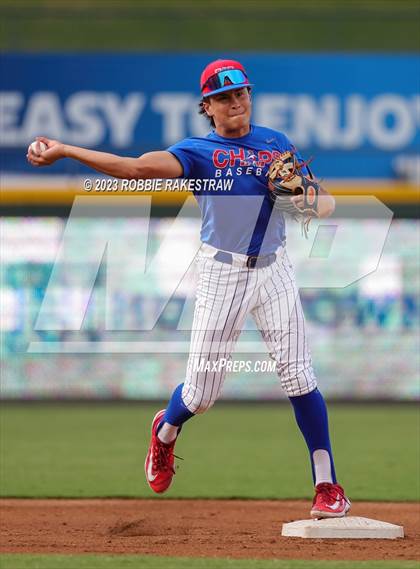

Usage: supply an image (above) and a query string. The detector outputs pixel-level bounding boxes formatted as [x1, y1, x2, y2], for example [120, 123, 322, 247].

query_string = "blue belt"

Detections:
[214, 250, 277, 269]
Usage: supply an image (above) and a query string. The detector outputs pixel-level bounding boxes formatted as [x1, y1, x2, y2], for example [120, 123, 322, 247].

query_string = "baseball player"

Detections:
[27, 59, 350, 518]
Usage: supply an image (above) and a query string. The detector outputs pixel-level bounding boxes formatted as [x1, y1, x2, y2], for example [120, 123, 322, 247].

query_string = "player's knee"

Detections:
[181, 385, 217, 415]
[280, 369, 317, 397]
[184, 395, 216, 415]
[191, 398, 216, 415]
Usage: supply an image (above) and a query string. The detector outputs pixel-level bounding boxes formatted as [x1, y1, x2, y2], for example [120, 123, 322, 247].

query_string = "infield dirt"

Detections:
[1, 499, 419, 561]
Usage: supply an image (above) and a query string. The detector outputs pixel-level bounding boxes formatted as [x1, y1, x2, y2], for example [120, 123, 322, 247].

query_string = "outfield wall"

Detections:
[1, 52, 419, 400]
[2, 53, 419, 184]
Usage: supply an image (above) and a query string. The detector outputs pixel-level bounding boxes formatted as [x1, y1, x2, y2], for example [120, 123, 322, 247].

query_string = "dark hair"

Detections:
[198, 98, 215, 127]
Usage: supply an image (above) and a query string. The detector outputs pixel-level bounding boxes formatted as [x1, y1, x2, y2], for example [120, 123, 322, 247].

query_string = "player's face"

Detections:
[204, 88, 252, 136]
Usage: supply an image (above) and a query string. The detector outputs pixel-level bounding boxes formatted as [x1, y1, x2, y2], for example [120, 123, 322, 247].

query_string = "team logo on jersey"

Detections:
[244, 150, 258, 167]
[212, 148, 284, 169]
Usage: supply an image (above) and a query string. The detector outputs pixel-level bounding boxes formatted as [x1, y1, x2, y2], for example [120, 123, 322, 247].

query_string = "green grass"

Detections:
[1, 0, 419, 51]
[0, 403, 418, 500]
[0, 556, 419, 569]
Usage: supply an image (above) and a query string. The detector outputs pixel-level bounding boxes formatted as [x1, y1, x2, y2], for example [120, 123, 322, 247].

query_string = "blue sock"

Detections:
[161, 383, 194, 428]
[289, 388, 337, 485]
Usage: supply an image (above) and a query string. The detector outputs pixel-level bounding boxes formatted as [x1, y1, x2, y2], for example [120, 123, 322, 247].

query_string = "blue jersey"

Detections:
[168, 124, 306, 256]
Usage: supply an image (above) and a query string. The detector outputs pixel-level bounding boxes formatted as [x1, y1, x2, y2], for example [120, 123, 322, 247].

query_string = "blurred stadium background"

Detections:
[1, 0, 419, 403]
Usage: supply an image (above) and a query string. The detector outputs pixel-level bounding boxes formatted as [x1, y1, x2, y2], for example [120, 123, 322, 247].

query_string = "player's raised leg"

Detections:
[145, 253, 260, 493]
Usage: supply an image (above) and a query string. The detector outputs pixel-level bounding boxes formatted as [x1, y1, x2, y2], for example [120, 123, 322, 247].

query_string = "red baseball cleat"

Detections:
[310, 483, 351, 519]
[144, 410, 179, 494]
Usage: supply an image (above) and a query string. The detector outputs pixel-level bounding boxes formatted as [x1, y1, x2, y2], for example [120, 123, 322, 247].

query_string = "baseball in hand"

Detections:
[29, 141, 47, 156]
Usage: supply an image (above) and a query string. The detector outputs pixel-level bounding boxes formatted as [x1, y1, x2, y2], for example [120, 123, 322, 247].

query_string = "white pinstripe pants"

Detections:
[182, 245, 317, 414]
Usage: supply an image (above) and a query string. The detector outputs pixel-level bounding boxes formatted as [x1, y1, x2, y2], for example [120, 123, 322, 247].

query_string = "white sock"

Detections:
[313, 449, 333, 485]
[157, 421, 179, 444]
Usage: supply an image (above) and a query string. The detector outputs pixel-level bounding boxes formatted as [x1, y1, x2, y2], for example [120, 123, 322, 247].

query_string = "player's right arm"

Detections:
[26, 136, 183, 179]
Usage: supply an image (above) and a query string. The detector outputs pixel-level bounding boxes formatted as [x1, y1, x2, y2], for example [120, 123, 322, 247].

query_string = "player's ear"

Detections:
[202, 98, 214, 118]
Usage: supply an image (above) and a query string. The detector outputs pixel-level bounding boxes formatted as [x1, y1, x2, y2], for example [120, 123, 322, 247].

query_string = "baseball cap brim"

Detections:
[203, 83, 254, 97]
